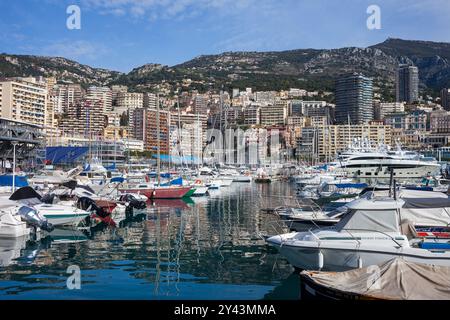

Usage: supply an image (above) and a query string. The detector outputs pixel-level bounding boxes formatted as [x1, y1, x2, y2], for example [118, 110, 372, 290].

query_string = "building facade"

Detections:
[396, 65, 419, 103]
[86, 86, 113, 112]
[133, 108, 170, 154]
[0, 77, 47, 127]
[335, 74, 373, 125]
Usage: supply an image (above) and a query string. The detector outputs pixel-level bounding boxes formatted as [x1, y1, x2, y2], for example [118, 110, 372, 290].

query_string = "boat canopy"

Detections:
[300, 258, 450, 300]
[9, 186, 42, 201]
[336, 198, 403, 233]
[400, 197, 450, 227]
[402, 197, 450, 209]
[335, 208, 400, 233]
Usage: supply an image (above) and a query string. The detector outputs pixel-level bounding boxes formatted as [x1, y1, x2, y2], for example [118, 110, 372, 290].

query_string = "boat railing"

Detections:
[341, 228, 404, 248]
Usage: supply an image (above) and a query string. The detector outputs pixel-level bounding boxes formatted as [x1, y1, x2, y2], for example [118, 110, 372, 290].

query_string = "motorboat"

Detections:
[286, 188, 450, 231]
[254, 168, 271, 183]
[7, 187, 90, 227]
[28, 166, 83, 187]
[217, 168, 252, 183]
[117, 192, 148, 202]
[317, 182, 368, 199]
[189, 180, 209, 196]
[0, 207, 30, 238]
[333, 140, 440, 180]
[267, 194, 450, 271]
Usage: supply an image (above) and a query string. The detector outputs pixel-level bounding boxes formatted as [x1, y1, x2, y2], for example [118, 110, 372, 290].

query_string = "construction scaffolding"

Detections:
[0, 117, 45, 171]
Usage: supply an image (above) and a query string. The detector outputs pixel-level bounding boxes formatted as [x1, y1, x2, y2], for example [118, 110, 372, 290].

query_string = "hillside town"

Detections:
[1, 63, 450, 169]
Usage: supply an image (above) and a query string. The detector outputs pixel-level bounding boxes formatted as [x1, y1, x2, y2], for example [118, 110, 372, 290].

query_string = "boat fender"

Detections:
[358, 257, 363, 269]
[317, 250, 324, 269]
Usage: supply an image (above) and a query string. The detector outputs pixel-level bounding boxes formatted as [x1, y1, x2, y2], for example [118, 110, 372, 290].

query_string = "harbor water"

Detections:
[0, 181, 299, 300]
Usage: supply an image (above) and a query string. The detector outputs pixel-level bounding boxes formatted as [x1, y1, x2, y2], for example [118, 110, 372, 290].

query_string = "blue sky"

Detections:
[1, 0, 450, 72]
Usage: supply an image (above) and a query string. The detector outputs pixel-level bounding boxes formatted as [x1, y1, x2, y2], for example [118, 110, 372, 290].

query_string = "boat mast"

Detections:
[177, 96, 183, 169]
[197, 112, 201, 172]
[157, 92, 161, 187]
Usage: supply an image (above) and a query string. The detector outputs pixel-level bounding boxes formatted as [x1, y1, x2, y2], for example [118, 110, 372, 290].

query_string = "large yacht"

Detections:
[332, 140, 440, 180]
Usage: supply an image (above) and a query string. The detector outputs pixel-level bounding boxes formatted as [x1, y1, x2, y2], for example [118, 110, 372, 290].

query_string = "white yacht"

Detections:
[334, 141, 440, 180]
[267, 194, 450, 271]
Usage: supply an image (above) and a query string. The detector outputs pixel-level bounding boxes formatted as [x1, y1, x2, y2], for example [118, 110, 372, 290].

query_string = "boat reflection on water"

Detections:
[0, 236, 28, 267]
[0, 182, 294, 299]
[0, 228, 88, 267]
[149, 199, 192, 210]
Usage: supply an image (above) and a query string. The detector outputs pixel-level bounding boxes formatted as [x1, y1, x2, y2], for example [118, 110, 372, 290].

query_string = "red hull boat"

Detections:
[151, 186, 192, 199]
[118, 186, 191, 199]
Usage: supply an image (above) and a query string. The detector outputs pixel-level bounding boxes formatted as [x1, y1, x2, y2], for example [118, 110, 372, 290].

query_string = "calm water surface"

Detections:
[0, 182, 300, 300]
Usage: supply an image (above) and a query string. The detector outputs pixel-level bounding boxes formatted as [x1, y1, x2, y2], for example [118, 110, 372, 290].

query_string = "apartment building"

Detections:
[133, 108, 170, 154]
[0, 77, 47, 126]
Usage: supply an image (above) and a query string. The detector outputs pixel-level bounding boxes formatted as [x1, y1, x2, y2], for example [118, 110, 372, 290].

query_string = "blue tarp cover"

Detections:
[148, 172, 171, 179]
[111, 177, 125, 183]
[161, 177, 183, 186]
[46, 147, 88, 164]
[0, 175, 29, 187]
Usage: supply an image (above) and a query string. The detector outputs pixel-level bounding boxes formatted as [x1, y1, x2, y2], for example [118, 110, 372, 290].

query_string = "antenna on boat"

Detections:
[389, 169, 394, 198]
[393, 179, 397, 200]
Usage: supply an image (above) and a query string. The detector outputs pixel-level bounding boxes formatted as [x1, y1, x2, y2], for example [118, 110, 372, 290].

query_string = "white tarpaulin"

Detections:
[301, 258, 450, 300]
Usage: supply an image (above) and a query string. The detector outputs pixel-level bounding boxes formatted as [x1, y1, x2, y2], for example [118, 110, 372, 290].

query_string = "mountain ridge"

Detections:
[1, 38, 450, 97]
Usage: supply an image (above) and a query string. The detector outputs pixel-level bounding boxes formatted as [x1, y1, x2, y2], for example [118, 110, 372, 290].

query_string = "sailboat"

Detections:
[119, 93, 191, 199]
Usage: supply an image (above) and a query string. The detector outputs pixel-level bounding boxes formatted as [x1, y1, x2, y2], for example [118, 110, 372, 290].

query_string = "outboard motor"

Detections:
[119, 194, 146, 210]
[41, 193, 57, 204]
[17, 206, 54, 232]
[77, 197, 109, 218]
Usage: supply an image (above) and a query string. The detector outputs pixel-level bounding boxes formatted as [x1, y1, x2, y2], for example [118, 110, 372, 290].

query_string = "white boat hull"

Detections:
[232, 176, 252, 182]
[341, 164, 440, 180]
[34, 204, 90, 226]
[0, 212, 30, 238]
[269, 236, 450, 271]
[192, 187, 209, 196]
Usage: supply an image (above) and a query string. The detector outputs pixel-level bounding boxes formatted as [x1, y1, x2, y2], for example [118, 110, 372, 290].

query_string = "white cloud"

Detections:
[81, 0, 257, 20]
[40, 40, 109, 60]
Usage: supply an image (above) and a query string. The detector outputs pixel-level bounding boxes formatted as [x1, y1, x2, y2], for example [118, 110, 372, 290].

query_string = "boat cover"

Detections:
[399, 207, 450, 227]
[402, 197, 450, 209]
[110, 177, 125, 183]
[301, 258, 450, 300]
[9, 186, 42, 201]
[62, 180, 78, 190]
[335, 207, 399, 233]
